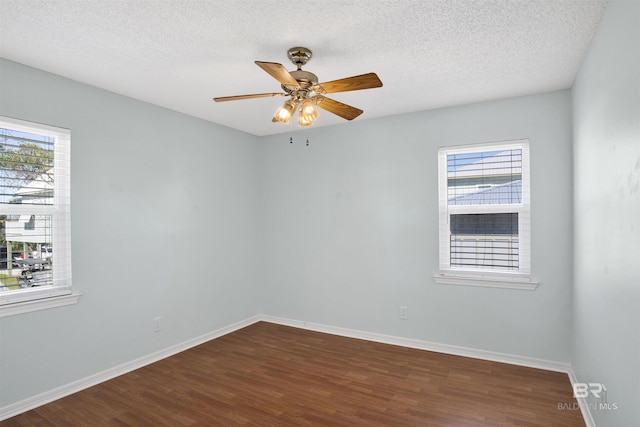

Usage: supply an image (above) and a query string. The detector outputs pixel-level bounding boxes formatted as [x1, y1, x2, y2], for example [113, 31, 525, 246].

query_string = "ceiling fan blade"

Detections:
[314, 72, 382, 94]
[255, 61, 300, 89]
[213, 93, 285, 102]
[314, 96, 363, 121]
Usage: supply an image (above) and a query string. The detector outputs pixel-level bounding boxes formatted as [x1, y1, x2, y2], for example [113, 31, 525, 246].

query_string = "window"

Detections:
[434, 139, 537, 290]
[0, 116, 75, 316]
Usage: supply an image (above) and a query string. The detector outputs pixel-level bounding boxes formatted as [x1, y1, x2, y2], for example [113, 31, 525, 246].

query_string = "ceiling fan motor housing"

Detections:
[287, 69, 318, 90]
[283, 47, 318, 92]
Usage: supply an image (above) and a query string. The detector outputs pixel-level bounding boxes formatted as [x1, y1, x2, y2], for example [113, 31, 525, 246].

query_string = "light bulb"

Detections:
[273, 101, 296, 123]
[297, 99, 318, 127]
[298, 113, 314, 127]
[300, 99, 319, 121]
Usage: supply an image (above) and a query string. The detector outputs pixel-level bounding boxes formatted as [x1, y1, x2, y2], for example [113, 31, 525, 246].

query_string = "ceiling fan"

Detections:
[213, 47, 383, 127]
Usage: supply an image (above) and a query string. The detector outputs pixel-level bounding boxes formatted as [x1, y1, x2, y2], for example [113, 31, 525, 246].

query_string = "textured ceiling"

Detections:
[0, 0, 607, 136]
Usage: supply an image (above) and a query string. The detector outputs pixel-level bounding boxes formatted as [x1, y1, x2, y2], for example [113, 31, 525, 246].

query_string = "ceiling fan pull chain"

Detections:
[290, 136, 293, 144]
[306, 138, 309, 146]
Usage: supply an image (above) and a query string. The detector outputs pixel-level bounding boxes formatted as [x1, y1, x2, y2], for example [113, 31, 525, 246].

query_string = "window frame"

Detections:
[0, 116, 76, 316]
[433, 139, 538, 290]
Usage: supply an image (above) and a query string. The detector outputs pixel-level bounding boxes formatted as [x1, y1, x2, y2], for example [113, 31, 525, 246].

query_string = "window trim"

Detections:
[0, 116, 76, 315]
[434, 139, 538, 290]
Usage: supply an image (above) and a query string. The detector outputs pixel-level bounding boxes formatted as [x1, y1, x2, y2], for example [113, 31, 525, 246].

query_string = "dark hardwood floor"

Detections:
[2, 322, 585, 426]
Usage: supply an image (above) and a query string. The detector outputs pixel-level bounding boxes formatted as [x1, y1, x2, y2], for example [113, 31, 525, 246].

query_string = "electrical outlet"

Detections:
[399, 306, 408, 320]
[152, 316, 162, 332]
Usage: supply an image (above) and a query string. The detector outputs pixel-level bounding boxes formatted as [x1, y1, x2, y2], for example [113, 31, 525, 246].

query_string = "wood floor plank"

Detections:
[1, 322, 585, 426]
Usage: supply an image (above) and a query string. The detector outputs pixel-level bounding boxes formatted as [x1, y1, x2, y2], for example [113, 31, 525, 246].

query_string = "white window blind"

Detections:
[0, 116, 72, 309]
[435, 140, 534, 289]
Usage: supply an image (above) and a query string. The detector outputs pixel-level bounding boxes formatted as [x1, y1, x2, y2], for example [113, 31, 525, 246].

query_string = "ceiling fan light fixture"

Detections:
[298, 114, 314, 127]
[300, 98, 319, 120]
[297, 98, 319, 127]
[273, 100, 297, 123]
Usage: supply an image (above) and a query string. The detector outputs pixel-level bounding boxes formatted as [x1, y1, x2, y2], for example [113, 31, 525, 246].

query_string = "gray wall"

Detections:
[572, 0, 640, 425]
[260, 90, 574, 362]
[0, 59, 261, 406]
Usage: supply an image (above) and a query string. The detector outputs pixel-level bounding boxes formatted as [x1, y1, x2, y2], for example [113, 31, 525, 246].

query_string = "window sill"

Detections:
[433, 272, 538, 290]
[0, 293, 81, 317]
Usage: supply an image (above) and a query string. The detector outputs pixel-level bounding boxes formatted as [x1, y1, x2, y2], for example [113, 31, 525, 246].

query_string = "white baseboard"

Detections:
[261, 315, 572, 373]
[1, 313, 585, 425]
[0, 315, 262, 422]
[567, 366, 597, 427]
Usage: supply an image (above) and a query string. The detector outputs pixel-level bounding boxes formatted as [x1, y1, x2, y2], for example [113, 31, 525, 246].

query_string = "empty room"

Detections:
[0, 0, 638, 426]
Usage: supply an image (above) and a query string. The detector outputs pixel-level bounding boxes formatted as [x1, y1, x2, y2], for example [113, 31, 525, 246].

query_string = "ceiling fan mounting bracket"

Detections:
[287, 47, 312, 69]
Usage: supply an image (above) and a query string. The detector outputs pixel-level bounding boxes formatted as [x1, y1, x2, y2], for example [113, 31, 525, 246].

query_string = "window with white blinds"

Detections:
[0, 116, 73, 313]
[435, 140, 535, 290]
